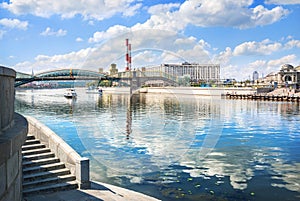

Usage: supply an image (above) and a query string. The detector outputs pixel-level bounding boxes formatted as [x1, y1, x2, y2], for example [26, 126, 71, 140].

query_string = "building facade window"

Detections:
[143, 63, 220, 82]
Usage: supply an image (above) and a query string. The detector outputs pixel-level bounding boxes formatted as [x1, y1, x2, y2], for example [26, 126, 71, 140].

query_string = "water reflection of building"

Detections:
[93, 93, 223, 170]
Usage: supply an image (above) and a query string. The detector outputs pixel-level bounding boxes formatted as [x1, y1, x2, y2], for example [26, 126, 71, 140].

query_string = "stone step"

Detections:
[24, 139, 40, 145]
[23, 162, 65, 174]
[22, 147, 51, 156]
[23, 157, 60, 168]
[22, 143, 46, 151]
[23, 168, 71, 182]
[22, 135, 80, 197]
[23, 180, 78, 197]
[23, 174, 76, 190]
[26, 135, 35, 140]
[23, 152, 55, 161]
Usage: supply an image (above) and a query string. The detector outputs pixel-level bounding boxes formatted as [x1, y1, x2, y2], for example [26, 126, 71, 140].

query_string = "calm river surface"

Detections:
[15, 88, 300, 201]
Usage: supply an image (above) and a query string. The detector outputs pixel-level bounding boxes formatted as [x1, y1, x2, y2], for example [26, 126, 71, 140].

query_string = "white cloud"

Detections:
[2, 1, 288, 29]
[123, 3, 142, 17]
[88, 21, 95, 26]
[285, 39, 300, 49]
[220, 64, 238, 79]
[12, 47, 97, 74]
[234, 55, 299, 80]
[249, 5, 288, 27]
[221, 61, 262, 80]
[88, 32, 104, 43]
[40, 27, 67, 37]
[133, 0, 289, 35]
[265, 0, 300, 5]
[88, 25, 130, 43]
[1, 0, 142, 20]
[232, 38, 300, 56]
[214, 47, 233, 65]
[267, 54, 297, 68]
[76, 37, 83, 42]
[84, 0, 293, 56]
[0, 30, 5, 39]
[148, 3, 180, 15]
[221, 37, 300, 79]
[233, 39, 282, 56]
[12, 61, 32, 73]
[0, 18, 28, 30]
[140, 0, 290, 31]
[176, 40, 212, 63]
[161, 50, 186, 64]
[248, 60, 268, 75]
[249, 60, 267, 69]
[132, 50, 158, 65]
[174, 36, 197, 47]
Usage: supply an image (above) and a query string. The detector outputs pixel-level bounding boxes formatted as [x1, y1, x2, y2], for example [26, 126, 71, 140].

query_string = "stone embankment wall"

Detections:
[26, 116, 90, 189]
[145, 87, 257, 96]
[0, 66, 28, 201]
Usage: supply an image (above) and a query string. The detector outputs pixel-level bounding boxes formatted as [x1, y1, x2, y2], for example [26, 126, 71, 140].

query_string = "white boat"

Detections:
[86, 87, 103, 95]
[64, 88, 77, 98]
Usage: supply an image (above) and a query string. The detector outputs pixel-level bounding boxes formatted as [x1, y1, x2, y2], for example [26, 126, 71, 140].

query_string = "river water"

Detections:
[15, 88, 300, 201]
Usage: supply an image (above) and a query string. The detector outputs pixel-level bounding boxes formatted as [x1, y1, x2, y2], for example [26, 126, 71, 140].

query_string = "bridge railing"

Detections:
[15, 69, 106, 87]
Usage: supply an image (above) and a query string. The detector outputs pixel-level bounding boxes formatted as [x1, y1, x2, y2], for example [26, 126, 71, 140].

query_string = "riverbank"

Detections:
[102, 86, 258, 96]
[225, 93, 300, 102]
[142, 86, 256, 96]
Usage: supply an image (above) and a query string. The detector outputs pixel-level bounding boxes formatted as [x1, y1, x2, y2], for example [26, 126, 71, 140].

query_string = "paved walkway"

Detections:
[23, 181, 161, 201]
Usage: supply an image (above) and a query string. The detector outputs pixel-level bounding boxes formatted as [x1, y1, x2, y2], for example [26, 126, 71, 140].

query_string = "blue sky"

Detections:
[0, 0, 299, 80]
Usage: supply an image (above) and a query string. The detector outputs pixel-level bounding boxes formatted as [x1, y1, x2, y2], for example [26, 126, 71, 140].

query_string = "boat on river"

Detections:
[86, 87, 103, 95]
[64, 88, 77, 99]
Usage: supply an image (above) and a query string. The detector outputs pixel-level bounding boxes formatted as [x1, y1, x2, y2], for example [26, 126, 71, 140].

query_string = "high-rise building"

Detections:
[98, 68, 104, 73]
[109, 63, 118, 75]
[253, 71, 259, 81]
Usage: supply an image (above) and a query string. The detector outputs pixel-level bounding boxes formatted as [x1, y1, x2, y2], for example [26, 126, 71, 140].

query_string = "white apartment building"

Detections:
[144, 63, 220, 82]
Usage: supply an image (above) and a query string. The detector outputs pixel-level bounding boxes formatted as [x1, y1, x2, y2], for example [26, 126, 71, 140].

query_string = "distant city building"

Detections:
[253, 71, 259, 81]
[143, 63, 220, 82]
[257, 64, 300, 88]
[98, 68, 104, 73]
[278, 64, 300, 84]
[109, 63, 118, 75]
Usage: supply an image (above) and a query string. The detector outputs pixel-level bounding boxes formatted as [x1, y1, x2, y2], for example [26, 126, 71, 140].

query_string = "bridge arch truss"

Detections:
[15, 69, 106, 87]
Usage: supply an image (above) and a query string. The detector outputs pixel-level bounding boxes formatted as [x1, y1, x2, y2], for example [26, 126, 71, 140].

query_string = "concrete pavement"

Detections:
[23, 181, 161, 201]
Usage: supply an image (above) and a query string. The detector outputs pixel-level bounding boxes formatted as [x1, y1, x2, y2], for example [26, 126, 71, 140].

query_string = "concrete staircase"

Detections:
[22, 135, 78, 197]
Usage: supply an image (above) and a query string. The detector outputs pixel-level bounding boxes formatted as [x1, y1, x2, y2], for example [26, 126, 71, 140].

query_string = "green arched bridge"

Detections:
[15, 69, 107, 87]
[15, 68, 179, 88]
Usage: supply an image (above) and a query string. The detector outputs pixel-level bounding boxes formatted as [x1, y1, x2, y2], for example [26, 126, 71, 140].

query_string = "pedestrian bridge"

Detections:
[15, 68, 180, 88]
[116, 70, 179, 89]
[15, 69, 106, 87]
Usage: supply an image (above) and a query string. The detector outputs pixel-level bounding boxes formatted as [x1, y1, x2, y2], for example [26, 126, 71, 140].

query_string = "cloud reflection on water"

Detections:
[15, 89, 300, 196]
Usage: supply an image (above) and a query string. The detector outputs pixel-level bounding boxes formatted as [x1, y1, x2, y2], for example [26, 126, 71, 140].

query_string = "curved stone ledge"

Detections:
[0, 66, 16, 133]
[0, 113, 28, 201]
[26, 116, 90, 189]
[0, 66, 16, 78]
